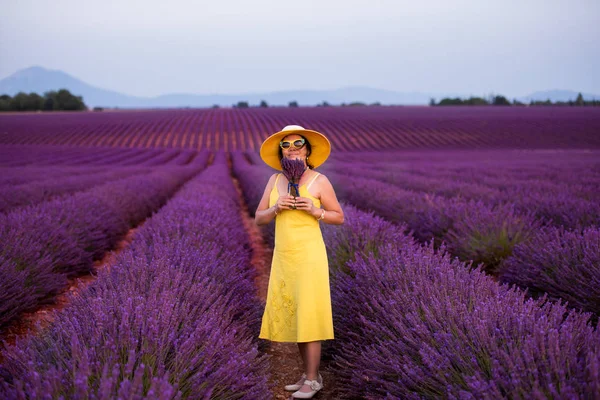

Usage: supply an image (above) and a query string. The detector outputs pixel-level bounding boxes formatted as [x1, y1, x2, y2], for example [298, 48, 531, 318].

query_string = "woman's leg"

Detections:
[297, 341, 322, 393]
[297, 342, 308, 370]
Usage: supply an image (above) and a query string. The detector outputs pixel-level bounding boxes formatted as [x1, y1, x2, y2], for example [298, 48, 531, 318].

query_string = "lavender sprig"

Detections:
[281, 157, 305, 199]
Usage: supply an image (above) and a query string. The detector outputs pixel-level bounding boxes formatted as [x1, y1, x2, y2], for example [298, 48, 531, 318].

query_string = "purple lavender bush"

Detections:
[320, 205, 600, 399]
[0, 166, 200, 331]
[498, 226, 600, 317]
[444, 200, 540, 274]
[326, 153, 600, 230]
[231, 151, 275, 247]
[244, 151, 263, 165]
[324, 170, 460, 247]
[320, 203, 413, 274]
[0, 167, 150, 213]
[168, 149, 198, 166]
[0, 166, 105, 186]
[230, 151, 271, 215]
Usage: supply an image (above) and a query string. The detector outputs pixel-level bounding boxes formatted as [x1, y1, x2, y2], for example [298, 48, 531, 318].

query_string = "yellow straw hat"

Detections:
[259, 125, 331, 171]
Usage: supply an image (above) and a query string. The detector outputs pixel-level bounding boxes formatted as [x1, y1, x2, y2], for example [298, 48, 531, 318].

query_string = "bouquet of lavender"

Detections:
[281, 157, 306, 206]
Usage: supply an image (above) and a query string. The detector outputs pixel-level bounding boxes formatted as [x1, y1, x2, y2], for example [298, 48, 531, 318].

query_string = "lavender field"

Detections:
[1, 107, 600, 399]
[1, 106, 600, 150]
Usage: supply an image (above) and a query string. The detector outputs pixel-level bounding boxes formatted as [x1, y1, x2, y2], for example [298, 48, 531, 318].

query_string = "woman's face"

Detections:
[281, 134, 308, 163]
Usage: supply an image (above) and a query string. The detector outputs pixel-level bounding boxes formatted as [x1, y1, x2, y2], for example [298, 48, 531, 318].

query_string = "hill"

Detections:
[1, 66, 598, 108]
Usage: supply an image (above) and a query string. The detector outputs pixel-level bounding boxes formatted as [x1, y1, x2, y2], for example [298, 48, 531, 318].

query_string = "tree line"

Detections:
[3, 90, 597, 111]
[228, 100, 382, 108]
[0, 89, 87, 112]
[430, 93, 599, 106]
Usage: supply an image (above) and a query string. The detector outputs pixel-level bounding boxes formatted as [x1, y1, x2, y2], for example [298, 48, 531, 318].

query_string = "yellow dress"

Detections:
[259, 172, 335, 342]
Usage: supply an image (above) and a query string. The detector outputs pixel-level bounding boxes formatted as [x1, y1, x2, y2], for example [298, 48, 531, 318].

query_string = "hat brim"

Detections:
[259, 129, 331, 171]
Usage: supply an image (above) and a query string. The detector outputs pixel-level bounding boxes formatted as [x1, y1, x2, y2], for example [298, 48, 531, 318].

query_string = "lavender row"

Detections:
[323, 159, 600, 228]
[319, 204, 600, 399]
[0, 167, 152, 213]
[231, 151, 276, 247]
[166, 149, 198, 165]
[0, 145, 136, 167]
[320, 170, 532, 270]
[0, 144, 202, 168]
[0, 161, 206, 331]
[230, 151, 271, 215]
[0, 166, 108, 186]
[328, 148, 600, 165]
[0, 152, 270, 399]
[326, 159, 600, 201]
[498, 226, 600, 318]
[330, 165, 600, 321]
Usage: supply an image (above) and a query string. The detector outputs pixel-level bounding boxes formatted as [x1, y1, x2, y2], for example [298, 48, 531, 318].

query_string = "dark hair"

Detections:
[278, 134, 314, 169]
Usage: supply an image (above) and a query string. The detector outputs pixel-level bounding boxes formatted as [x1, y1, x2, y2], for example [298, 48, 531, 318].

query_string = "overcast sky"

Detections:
[1, 0, 598, 98]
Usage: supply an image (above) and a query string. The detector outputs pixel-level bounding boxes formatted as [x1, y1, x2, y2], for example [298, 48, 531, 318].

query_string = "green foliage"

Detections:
[529, 98, 553, 106]
[233, 101, 249, 108]
[259, 100, 268, 108]
[465, 97, 489, 105]
[288, 100, 298, 108]
[492, 95, 510, 106]
[438, 97, 467, 105]
[434, 96, 491, 106]
[0, 88, 86, 112]
[0, 94, 10, 111]
[431, 93, 600, 107]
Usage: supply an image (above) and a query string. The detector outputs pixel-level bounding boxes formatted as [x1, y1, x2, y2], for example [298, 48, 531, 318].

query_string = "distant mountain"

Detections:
[0, 66, 145, 108]
[1, 66, 598, 108]
[0, 66, 439, 107]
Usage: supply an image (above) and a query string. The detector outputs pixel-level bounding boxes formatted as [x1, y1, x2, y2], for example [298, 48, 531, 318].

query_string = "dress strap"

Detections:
[306, 172, 321, 190]
[272, 173, 281, 196]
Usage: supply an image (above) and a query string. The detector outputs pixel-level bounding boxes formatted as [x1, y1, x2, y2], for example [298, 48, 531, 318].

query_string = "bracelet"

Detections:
[317, 209, 325, 221]
[273, 206, 278, 216]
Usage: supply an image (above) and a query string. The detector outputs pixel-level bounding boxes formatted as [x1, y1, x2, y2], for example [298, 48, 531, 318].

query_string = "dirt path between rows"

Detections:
[229, 157, 339, 400]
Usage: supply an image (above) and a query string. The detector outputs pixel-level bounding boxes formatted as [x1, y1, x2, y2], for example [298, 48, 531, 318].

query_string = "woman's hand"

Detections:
[276, 194, 296, 211]
[293, 196, 317, 216]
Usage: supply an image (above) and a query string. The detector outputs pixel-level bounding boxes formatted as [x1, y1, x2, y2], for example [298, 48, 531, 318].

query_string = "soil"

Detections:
[229, 158, 339, 400]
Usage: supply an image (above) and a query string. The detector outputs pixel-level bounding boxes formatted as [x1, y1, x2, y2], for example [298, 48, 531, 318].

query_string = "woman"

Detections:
[255, 125, 344, 399]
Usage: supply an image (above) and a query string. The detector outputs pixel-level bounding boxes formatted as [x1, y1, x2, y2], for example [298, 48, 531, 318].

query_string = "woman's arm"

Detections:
[255, 173, 279, 226]
[254, 173, 295, 226]
[310, 174, 344, 225]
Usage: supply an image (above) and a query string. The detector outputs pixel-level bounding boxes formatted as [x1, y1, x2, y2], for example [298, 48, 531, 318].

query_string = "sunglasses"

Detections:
[279, 138, 306, 149]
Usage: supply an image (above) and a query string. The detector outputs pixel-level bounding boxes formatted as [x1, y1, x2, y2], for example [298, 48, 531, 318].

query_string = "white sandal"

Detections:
[284, 373, 307, 391]
[291, 374, 323, 399]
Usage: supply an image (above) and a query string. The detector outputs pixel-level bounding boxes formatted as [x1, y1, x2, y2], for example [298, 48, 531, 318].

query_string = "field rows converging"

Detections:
[1, 152, 276, 399]
[0, 157, 209, 335]
[1, 111, 599, 399]
[1, 106, 600, 150]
